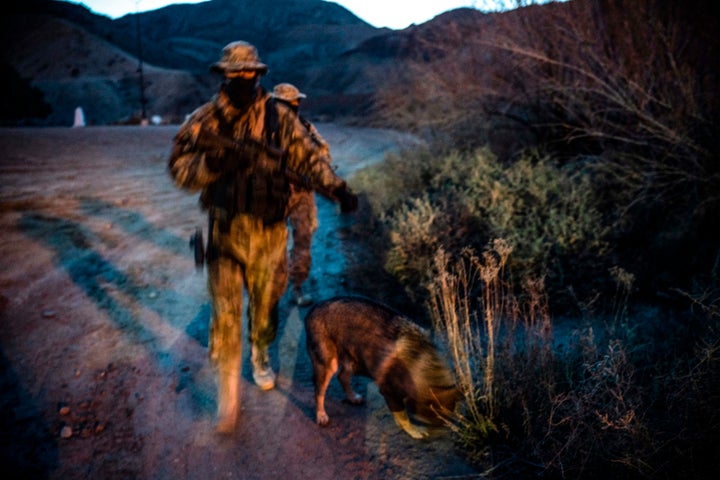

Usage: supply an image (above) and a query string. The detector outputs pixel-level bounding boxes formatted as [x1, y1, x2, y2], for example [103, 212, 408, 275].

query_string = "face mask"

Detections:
[223, 76, 258, 108]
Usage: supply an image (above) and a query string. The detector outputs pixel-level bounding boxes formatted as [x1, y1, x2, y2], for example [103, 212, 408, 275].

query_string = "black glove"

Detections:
[333, 185, 358, 213]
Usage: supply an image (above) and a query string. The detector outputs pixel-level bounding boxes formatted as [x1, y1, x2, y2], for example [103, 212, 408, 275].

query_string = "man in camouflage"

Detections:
[168, 41, 358, 432]
[271, 83, 326, 306]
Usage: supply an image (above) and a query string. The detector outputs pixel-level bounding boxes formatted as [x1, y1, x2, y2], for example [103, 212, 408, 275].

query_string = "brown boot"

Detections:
[251, 345, 276, 390]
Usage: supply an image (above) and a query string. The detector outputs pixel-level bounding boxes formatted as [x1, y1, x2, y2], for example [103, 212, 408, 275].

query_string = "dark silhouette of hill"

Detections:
[1, 4, 214, 125]
[1, 0, 390, 125]
[0, 0, 507, 127]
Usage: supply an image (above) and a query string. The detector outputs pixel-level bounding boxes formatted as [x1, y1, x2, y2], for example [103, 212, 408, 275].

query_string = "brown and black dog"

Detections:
[304, 296, 459, 439]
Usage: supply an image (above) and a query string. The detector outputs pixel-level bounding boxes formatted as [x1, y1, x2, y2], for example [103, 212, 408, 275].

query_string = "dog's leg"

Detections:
[314, 357, 338, 426]
[338, 363, 364, 405]
[391, 410, 430, 439]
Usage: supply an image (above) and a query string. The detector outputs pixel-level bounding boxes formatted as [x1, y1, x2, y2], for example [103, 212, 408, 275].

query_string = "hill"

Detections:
[1, 0, 516, 127]
[1, 0, 392, 125]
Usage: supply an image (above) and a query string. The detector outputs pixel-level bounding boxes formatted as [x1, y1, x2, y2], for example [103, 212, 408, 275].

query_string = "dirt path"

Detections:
[0, 126, 479, 479]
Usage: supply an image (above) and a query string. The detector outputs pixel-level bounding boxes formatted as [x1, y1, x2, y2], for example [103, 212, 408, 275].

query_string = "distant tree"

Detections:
[0, 63, 52, 125]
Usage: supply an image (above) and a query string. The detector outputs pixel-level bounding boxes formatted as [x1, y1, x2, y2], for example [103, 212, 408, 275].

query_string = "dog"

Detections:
[304, 296, 459, 439]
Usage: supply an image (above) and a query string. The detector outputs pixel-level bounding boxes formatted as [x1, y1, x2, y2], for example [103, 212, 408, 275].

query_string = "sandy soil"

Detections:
[0, 125, 479, 479]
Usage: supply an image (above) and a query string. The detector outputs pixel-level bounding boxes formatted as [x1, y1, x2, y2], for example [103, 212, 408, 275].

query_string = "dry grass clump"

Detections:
[427, 240, 720, 478]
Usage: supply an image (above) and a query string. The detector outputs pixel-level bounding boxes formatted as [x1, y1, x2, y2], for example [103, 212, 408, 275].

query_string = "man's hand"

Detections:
[333, 185, 358, 213]
[204, 150, 228, 173]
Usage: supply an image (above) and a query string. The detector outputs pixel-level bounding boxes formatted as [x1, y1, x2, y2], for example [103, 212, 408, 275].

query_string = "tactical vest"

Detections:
[203, 97, 291, 225]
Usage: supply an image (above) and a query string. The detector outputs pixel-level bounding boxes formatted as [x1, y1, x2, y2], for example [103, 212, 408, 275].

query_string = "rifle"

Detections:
[195, 127, 338, 201]
[188, 129, 354, 270]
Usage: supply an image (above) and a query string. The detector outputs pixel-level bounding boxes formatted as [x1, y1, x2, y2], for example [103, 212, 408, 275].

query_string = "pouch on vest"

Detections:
[204, 96, 291, 224]
[244, 167, 290, 224]
[248, 97, 290, 224]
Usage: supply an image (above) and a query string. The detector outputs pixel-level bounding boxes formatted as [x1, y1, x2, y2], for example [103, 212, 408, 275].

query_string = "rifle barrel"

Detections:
[196, 128, 337, 201]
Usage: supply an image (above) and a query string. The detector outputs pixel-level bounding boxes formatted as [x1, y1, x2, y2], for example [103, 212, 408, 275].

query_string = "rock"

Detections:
[60, 425, 73, 439]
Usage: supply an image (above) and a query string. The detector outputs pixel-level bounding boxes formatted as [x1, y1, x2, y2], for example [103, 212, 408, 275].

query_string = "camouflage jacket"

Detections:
[291, 115, 332, 194]
[168, 86, 345, 223]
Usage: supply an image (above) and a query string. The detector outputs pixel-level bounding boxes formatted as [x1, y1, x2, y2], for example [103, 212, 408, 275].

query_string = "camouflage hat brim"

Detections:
[271, 91, 307, 100]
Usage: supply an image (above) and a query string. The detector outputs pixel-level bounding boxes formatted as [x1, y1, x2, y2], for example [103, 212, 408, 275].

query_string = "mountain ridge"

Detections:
[1, 0, 499, 127]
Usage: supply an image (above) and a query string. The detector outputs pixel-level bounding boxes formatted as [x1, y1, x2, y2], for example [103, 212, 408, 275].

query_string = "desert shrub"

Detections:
[383, 195, 442, 291]
[351, 147, 441, 215]
[493, 0, 719, 164]
[355, 146, 608, 305]
[440, 149, 608, 280]
[429, 241, 720, 478]
[372, 0, 720, 299]
[486, 0, 720, 297]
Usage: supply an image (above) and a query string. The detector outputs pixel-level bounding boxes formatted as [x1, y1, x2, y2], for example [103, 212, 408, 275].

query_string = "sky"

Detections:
[63, 0, 507, 30]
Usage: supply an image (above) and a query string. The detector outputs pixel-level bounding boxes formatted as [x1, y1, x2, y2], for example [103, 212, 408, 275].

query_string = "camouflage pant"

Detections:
[287, 189, 318, 290]
[207, 212, 288, 370]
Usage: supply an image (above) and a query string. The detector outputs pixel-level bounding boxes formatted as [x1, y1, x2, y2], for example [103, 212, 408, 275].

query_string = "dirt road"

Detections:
[0, 125, 478, 479]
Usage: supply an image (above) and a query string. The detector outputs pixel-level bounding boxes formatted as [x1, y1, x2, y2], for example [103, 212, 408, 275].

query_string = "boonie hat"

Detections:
[211, 41, 268, 74]
[271, 83, 307, 102]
